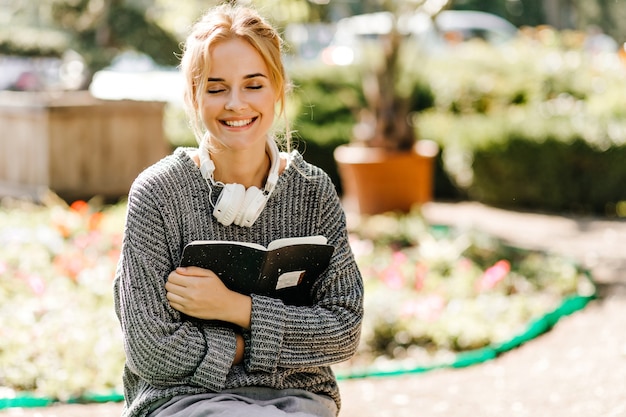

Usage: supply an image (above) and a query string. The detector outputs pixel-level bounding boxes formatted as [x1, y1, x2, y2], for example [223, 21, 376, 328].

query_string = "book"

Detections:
[179, 235, 334, 306]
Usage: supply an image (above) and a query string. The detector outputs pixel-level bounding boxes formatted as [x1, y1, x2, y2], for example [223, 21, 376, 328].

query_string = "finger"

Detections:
[165, 278, 188, 293]
[177, 266, 214, 277]
[168, 271, 205, 287]
[168, 300, 186, 313]
[166, 290, 187, 306]
[167, 271, 188, 287]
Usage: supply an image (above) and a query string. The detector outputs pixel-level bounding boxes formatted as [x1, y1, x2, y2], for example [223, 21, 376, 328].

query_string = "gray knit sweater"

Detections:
[113, 148, 364, 417]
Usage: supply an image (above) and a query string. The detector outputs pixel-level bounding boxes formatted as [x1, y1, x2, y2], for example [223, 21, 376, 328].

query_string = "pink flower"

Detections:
[477, 259, 511, 291]
[401, 295, 445, 322]
[348, 236, 374, 258]
[73, 230, 101, 249]
[457, 257, 473, 271]
[381, 265, 404, 289]
[414, 263, 428, 291]
[54, 252, 87, 281]
[381, 251, 408, 289]
[391, 251, 408, 264]
[25, 273, 46, 296]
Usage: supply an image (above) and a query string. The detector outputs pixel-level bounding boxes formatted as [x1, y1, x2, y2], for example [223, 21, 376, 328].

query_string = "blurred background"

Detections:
[1, 2, 625, 411]
[1, 0, 625, 214]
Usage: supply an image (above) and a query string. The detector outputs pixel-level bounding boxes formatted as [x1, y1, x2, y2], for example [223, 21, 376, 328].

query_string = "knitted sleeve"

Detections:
[114, 172, 238, 392]
[244, 171, 364, 373]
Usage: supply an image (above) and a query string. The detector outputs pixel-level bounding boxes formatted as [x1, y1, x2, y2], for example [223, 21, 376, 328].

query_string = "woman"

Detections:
[113, 4, 363, 417]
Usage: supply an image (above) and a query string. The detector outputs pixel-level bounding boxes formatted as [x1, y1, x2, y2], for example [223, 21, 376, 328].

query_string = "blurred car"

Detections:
[89, 51, 184, 104]
[321, 10, 519, 66]
[0, 51, 86, 91]
[284, 22, 335, 65]
[436, 9, 519, 44]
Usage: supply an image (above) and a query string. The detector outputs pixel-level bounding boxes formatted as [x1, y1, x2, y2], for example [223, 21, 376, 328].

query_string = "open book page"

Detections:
[266, 235, 328, 250]
[187, 235, 327, 252]
[184, 240, 267, 251]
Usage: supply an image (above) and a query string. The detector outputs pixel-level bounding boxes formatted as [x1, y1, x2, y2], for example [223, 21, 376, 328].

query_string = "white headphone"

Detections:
[198, 137, 280, 227]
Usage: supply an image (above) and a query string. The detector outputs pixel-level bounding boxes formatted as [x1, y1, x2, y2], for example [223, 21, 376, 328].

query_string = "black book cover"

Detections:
[179, 236, 334, 306]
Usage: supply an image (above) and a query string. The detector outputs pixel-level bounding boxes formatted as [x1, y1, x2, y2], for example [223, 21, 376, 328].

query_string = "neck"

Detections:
[210, 145, 271, 190]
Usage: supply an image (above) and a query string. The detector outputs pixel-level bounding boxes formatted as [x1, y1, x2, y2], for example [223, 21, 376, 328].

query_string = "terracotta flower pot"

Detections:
[334, 140, 439, 215]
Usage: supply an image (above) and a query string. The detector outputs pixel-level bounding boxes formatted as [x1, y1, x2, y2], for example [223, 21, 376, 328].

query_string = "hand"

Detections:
[234, 333, 245, 365]
[165, 266, 251, 329]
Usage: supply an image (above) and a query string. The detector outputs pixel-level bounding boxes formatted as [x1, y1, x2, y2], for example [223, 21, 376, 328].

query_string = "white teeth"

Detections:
[224, 119, 253, 127]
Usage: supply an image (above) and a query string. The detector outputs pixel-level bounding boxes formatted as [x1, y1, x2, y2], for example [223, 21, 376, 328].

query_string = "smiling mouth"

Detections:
[222, 118, 256, 127]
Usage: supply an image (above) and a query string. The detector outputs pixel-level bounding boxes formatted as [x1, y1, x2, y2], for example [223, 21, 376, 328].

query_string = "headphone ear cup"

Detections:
[213, 183, 246, 226]
[234, 187, 267, 227]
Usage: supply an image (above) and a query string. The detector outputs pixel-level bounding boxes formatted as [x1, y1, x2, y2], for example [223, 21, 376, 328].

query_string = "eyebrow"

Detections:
[207, 73, 267, 82]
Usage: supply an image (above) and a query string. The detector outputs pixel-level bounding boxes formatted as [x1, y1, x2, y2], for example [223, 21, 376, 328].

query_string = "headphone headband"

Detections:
[199, 137, 280, 194]
[264, 137, 280, 194]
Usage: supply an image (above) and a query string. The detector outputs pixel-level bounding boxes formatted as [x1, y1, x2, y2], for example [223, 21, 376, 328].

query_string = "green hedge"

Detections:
[416, 39, 626, 215]
[473, 133, 626, 213]
[418, 105, 626, 214]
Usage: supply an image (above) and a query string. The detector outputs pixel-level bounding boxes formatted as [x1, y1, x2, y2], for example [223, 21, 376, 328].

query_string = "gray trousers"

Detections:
[148, 387, 338, 417]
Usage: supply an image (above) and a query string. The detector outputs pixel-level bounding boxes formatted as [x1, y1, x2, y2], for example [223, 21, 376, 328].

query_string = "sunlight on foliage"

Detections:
[0, 201, 593, 399]
[0, 200, 125, 400]
[338, 210, 593, 374]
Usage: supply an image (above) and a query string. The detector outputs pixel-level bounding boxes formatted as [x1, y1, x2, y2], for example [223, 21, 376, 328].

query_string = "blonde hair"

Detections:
[180, 4, 291, 150]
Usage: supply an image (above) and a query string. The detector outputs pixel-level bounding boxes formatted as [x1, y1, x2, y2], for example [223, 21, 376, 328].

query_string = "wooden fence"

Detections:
[0, 91, 170, 202]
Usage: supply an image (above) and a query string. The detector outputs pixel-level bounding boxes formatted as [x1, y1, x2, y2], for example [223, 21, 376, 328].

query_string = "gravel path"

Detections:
[3, 201, 625, 417]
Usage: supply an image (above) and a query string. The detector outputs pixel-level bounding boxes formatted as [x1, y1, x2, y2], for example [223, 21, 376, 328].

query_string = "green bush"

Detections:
[288, 65, 363, 190]
[0, 27, 69, 57]
[4, 3, 181, 82]
[417, 40, 626, 215]
[418, 106, 626, 214]
[164, 104, 195, 149]
[289, 65, 363, 144]
[471, 129, 626, 214]
[68, 4, 181, 75]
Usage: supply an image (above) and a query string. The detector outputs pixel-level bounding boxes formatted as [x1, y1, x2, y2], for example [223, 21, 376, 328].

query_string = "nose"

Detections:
[225, 90, 247, 111]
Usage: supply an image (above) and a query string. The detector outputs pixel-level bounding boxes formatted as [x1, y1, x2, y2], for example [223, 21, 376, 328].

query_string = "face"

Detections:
[201, 38, 277, 151]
